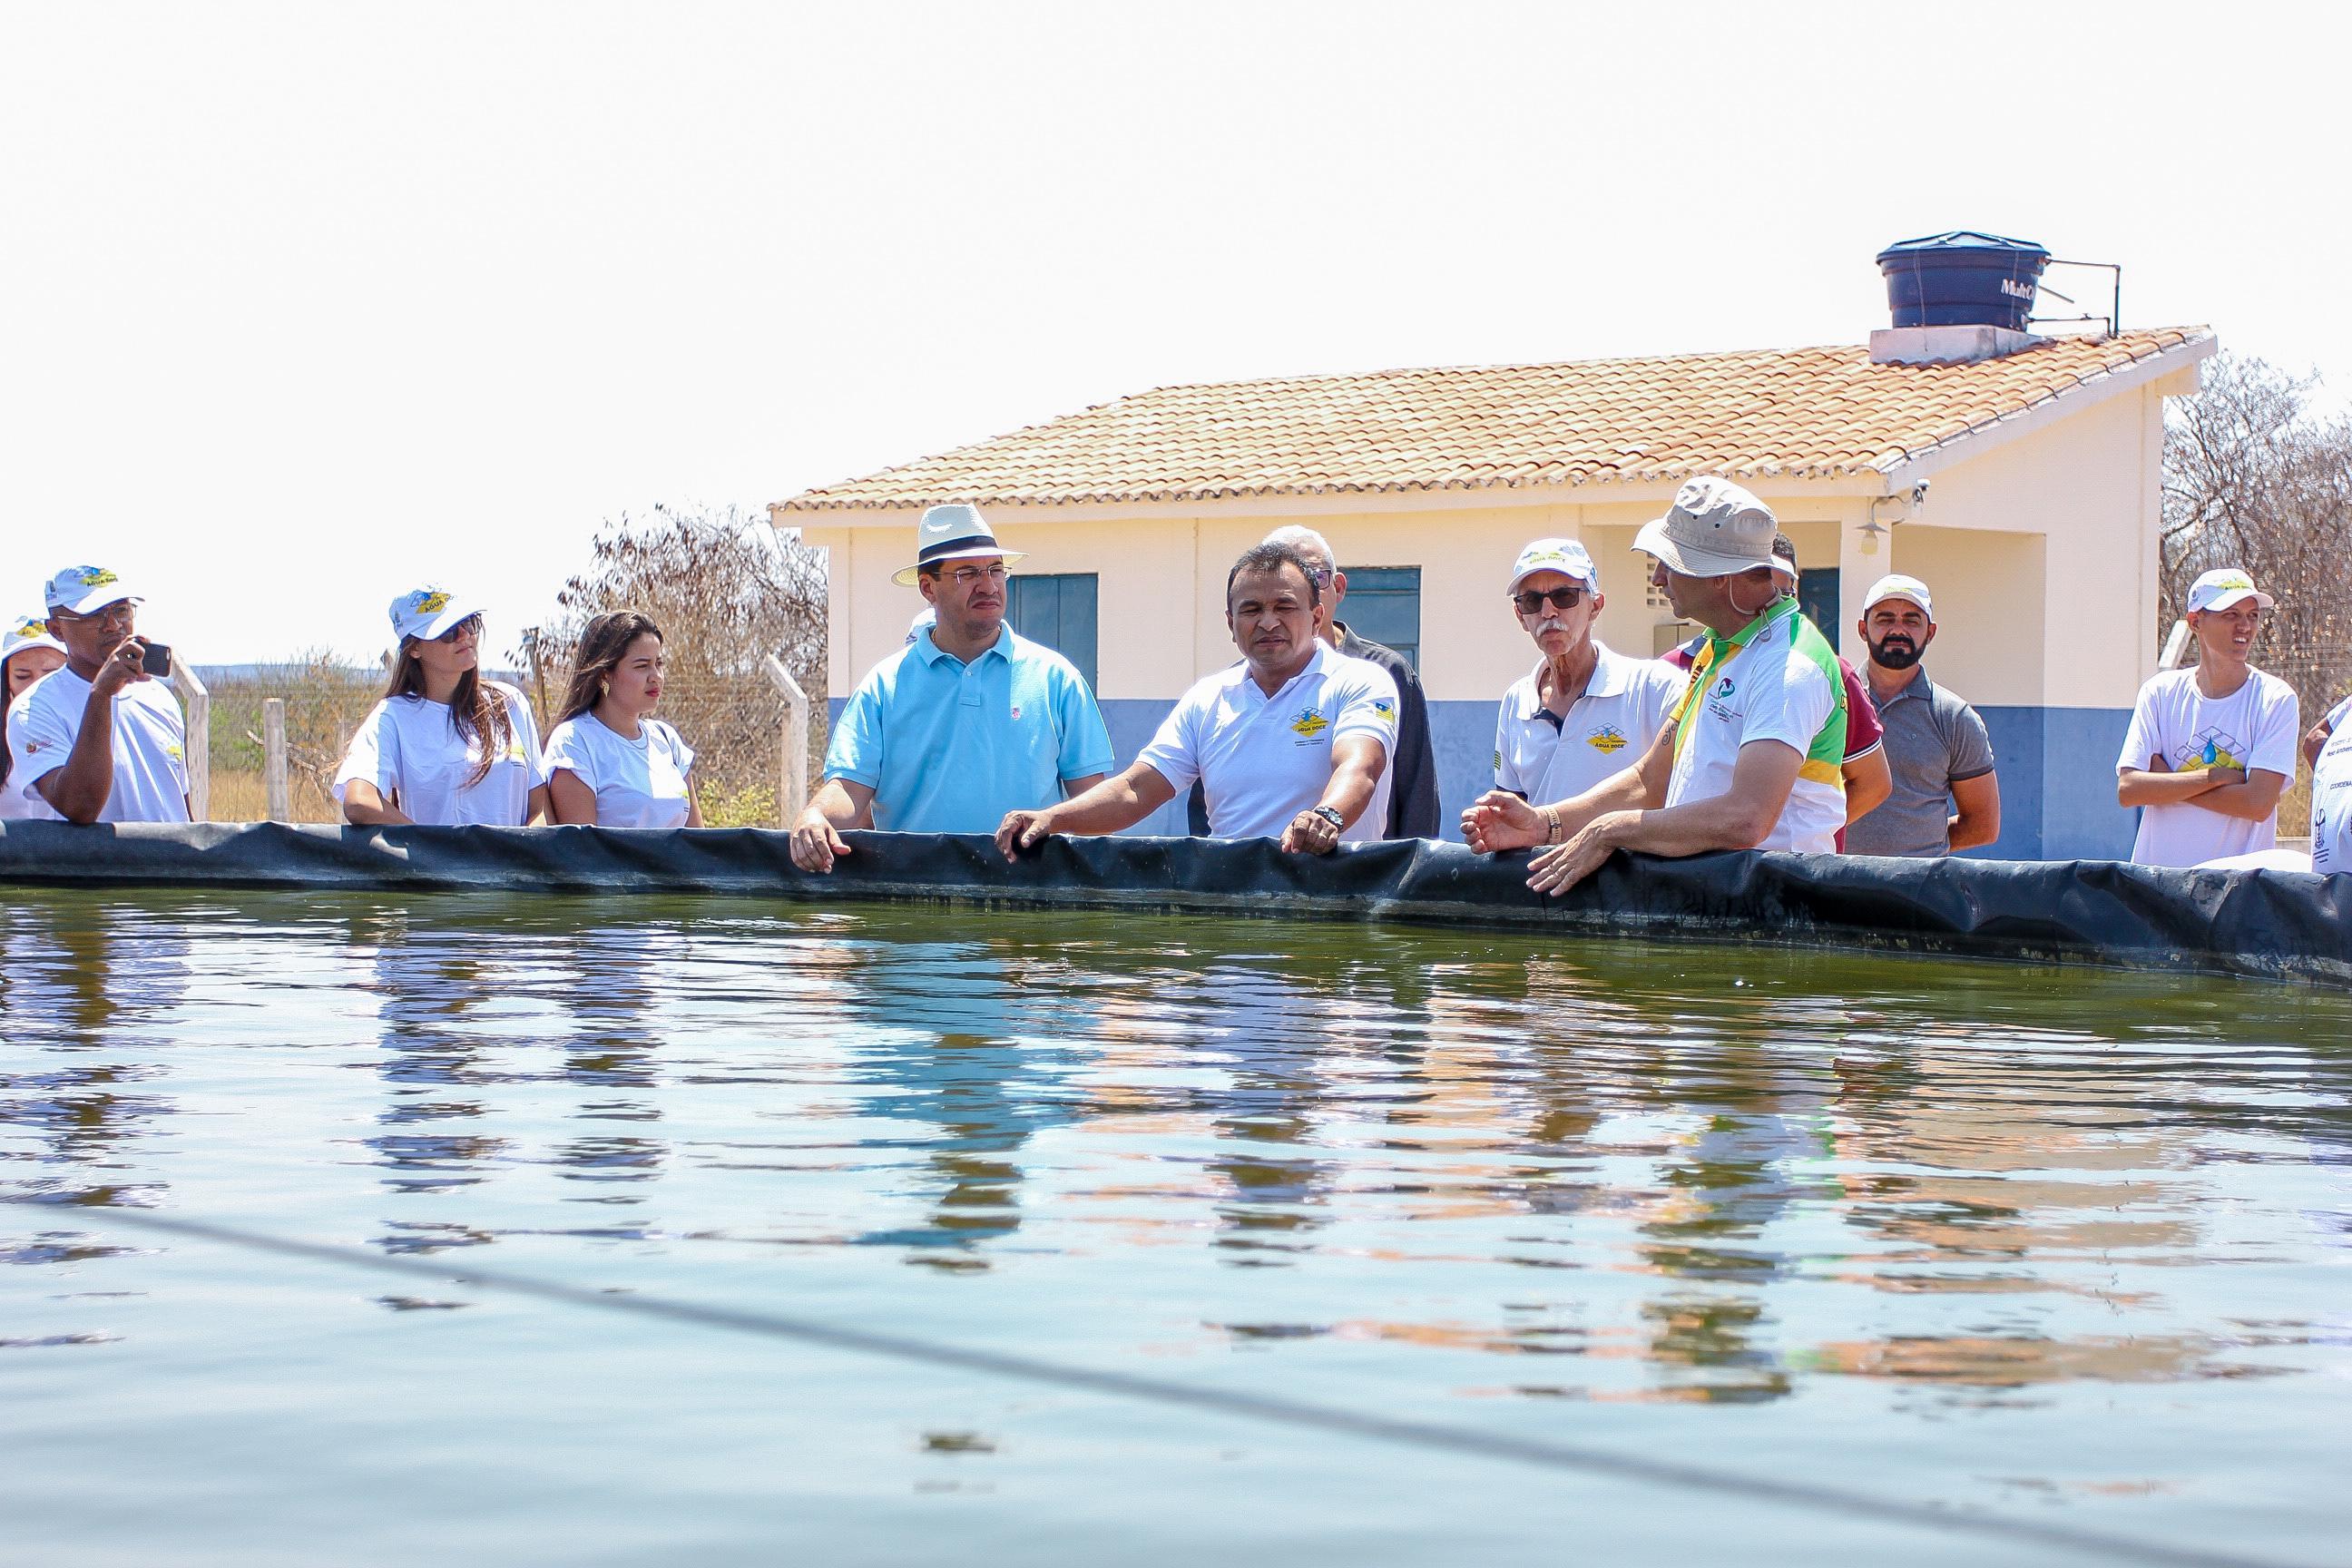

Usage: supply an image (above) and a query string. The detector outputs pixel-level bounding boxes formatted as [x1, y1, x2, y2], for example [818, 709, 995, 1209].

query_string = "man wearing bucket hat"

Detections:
[4, 566, 190, 824]
[1462, 477, 1847, 894]
[1477, 537, 1681, 809]
[2116, 568, 2298, 868]
[1842, 573, 2001, 858]
[791, 504, 1114, 872]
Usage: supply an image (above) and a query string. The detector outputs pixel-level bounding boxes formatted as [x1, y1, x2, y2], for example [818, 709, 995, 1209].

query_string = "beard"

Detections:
[1869, 636, 1922, 671]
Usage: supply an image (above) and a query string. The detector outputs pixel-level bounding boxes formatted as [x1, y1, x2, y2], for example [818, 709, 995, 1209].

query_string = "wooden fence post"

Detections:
[763, 654, 810, 828]
[170, 655, 211, 822]
[262, 698, 291, 823]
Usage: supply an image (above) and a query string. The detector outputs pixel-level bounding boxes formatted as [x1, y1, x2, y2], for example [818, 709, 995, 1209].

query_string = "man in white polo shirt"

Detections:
[5, 565, 191, 825]
[1482, 537, 1682, 809]
[995, 543, 1398, 857]
[2116, 567, 2298, 868]
[1462, 476, 1847, 893]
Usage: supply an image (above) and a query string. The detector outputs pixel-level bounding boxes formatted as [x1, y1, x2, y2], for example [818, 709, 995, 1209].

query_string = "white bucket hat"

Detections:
[387, 585, 483, 642]
[893, 504, 1026, 588]
[1862, 573, 1936, 619]
[4, 613, 67, 662]
[44, 565, 144, 616]
[1506, 538, 1599, 593]
[1632, 477, 1779, 578]
[2185, 568, 2274, 615]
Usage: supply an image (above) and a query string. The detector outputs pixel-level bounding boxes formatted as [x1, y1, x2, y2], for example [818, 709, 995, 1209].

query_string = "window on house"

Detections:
[1797, 567, 1840, 641]
[1339, 566, 1421, 671]
[1006, 573, 1100, 692]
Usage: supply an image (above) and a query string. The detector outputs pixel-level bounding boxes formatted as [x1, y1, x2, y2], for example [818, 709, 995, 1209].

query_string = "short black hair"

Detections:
[1225, 544, 1321, 610]
[1770, 532, 1798, 567]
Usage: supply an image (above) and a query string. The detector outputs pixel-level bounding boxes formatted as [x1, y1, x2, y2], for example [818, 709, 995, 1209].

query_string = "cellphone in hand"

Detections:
[138, 640, 173, 678]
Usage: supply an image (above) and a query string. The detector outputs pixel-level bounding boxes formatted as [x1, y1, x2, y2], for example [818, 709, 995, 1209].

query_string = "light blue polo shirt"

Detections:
[825, 626, 1114, 834]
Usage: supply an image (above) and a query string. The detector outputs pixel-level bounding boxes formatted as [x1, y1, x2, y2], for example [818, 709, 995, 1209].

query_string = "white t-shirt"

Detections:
[3, 667, 191, 823]
[2115, 667, 2298, 868]
[1664, 612, 1844, 855]
[541, 712, 697, 829]
[2306, 715, 2352, 876]
[1492, 642, 1683, 805]
[1138, 642, 1399, 841]
[334, 681, 544, 827]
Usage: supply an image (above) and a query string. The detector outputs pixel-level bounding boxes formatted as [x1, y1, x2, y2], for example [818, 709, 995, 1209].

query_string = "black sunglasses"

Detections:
[1513, 586, 1585, 615]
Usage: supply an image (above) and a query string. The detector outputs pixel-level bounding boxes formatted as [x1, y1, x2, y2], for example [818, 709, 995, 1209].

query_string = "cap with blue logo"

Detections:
[44, 565, 143, 616]
[1506, 538, 1599, 594]
[388, 585, 482, 642]
[4, 613, 67, 663]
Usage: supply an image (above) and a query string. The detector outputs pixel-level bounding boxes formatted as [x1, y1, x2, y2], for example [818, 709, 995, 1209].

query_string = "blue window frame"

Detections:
[1798, 567, 1840, 642]
[1006, 573, 1100, 693]
[1339, 566, 1420, 671]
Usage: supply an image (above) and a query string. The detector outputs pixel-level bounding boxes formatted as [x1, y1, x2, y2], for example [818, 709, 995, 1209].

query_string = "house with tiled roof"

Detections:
[775, 323, 2215, 858]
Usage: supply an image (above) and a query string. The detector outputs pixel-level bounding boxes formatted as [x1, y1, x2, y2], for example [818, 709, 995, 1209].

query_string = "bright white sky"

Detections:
[5, 1, 2345, 662]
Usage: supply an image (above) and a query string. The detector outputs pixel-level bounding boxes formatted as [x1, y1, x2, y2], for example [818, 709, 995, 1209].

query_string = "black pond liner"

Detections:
[1, 820, 2346, 987]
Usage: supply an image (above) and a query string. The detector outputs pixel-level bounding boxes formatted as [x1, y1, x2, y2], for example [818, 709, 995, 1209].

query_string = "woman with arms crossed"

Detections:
[541, 612, 702, 828]
[336, 587, 548, 827]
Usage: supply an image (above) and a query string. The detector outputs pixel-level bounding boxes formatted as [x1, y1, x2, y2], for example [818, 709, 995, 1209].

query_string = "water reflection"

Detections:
[4, 889, 2350, 1424]
[0, 894, 188, 1210]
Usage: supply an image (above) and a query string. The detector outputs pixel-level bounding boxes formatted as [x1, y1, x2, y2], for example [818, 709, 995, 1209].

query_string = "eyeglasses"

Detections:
[429, 614, 484, 644]
[946, 564, 1009, 587]
[1513, 586, 1586, 615]
[54, 600, 136, 627]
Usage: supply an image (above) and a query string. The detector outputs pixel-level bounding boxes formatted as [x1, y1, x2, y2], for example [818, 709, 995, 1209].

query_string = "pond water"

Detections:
[2, 888, 2347, 1566]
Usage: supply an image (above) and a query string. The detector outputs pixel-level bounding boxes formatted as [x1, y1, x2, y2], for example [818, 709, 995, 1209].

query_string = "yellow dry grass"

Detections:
[205, 769, 345, 825]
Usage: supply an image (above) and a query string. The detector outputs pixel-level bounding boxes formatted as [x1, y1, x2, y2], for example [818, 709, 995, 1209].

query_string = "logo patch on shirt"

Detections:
[1586, 724, 1628, 754]
[1289, 707, 1329, 739]
[1710, 677, 1736, 701]
[2177, 730, 2247, 772]
[1010, 705, 1022, 720]
[1371, 697, 1396, 721]
[165, 743, 183, 760]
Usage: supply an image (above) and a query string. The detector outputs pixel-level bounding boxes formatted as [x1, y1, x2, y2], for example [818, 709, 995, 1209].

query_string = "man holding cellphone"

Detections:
[3, 565, 191, 824]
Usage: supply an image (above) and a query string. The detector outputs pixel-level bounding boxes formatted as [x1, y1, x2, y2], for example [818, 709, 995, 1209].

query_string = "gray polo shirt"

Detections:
[1844, 669, 1995, 858]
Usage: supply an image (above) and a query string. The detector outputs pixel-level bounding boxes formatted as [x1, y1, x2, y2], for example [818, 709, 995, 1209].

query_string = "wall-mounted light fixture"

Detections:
[1861, 481, 1930, 558]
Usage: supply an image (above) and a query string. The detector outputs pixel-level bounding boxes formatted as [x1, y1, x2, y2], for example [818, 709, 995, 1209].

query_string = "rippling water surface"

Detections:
[3, 888, 2348, 1565]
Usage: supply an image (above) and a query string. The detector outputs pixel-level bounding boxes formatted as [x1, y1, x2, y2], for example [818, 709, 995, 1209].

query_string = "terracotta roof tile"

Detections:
[772, 329, 2211, 512]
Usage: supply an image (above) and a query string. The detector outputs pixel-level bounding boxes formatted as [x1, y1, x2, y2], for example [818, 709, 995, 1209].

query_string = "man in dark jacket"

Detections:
[1185, 525, 1439, 839]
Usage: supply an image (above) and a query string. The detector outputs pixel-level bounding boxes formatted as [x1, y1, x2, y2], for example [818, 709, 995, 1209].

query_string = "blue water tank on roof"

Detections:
[1876, 230, 2050, 332]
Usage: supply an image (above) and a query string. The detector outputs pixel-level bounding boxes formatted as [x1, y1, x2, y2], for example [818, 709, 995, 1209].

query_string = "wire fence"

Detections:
[195, 662, 824, 828]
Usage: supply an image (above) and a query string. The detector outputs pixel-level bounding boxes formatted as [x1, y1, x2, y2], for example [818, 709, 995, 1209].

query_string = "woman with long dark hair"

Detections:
[335, 586, 547, 827]
[1, 615, 70, 819]
[541, 611, 701, 828]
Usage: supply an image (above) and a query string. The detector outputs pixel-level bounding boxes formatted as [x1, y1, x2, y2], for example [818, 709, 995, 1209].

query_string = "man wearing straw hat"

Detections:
[790, 505, 1113, 872]
[1461, 476, 1847, 893]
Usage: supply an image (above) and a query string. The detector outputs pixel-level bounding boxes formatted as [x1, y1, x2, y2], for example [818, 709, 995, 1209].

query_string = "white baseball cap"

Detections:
[4, 613, 67, 662]
[44, 565, 144, 616]
[387, 585, 482, 642]
[893, 504, 1026, 588]
[1862, 573, 1936, 619]
[1507, 538, 1599, 593]
[1632, 477, 1779, 578]
[2186, 568, 2274, 614]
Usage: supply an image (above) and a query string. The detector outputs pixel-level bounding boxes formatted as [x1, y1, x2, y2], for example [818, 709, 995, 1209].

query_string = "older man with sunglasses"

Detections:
[1481, 539, 1682, 810]
[4, 565, 190, 824]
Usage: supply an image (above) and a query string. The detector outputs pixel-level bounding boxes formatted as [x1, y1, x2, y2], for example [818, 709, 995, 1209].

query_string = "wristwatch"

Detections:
[1308, 806, 1346, 831]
